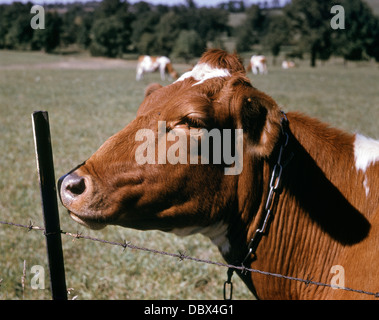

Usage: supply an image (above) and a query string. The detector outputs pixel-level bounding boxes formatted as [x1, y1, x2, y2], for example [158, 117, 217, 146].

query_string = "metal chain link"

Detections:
[224, 113, 292, 299]
[242, 129, 289, 266]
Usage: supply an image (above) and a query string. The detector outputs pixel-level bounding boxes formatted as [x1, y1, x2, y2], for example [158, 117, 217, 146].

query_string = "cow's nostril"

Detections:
[59, 173, 87, 203]
[67, 176, 86, 196]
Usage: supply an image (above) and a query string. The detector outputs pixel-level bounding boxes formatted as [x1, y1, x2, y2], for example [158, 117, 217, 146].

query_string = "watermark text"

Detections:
[30, 5, 45, 30]
[135, 121, 244, 175]
[331, 5, 345, 30]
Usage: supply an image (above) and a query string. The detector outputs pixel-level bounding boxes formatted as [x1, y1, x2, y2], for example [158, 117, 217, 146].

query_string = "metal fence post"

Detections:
[32, 111, 67, 300]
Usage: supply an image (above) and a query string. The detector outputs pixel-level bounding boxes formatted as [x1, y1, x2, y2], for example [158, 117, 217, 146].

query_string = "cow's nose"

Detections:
[58, 172, 87, 206]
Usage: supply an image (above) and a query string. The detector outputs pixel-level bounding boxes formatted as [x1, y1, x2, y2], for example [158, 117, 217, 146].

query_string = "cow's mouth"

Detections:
[68, 211, 106, 230]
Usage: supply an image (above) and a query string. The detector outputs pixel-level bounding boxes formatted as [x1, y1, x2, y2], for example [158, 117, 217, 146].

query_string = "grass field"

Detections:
[0, 50, 378, 300]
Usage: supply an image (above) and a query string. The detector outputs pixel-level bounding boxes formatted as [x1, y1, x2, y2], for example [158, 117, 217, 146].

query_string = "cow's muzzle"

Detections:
[58, 170, 106, 230]
[58, 172, 86, 206]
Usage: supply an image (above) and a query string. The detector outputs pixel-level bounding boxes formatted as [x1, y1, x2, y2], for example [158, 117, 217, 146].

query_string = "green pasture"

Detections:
[0, 50, 378, 300]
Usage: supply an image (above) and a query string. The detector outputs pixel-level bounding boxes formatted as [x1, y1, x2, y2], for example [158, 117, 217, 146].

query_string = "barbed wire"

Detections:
[1, 219, 378, 299]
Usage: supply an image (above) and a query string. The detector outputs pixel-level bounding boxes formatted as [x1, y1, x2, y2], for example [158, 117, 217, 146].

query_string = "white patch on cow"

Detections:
[363, 176, 370, 197]
[354, 134, 379, 173]
[157, 56, 170, 65]
[171, 221, 230, 255]
[175, 63, 231, 86]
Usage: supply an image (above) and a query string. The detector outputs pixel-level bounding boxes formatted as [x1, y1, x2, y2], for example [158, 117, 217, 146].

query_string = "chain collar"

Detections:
[224, 111, 293, 300]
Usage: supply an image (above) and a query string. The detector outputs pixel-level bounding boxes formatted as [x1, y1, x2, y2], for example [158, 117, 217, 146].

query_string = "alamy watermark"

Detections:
[331, 5, 345, 30]
[330, 265, 345, 289]
[21, 261, 45, 292]
[135, 121, 244, 175]
[30, 5, 45, 30]
[30, 265, 45, 289]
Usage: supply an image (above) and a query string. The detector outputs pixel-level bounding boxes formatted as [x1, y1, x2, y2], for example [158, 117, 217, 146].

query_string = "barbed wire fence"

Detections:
[1, 219, 378, 299]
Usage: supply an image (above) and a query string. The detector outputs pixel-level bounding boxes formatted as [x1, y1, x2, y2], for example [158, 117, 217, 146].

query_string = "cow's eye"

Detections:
[176, 116, 205, 128]
[180, 117, 205, 128]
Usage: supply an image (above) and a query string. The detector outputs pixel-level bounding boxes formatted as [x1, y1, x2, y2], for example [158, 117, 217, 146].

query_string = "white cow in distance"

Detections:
[247, 55, 268, 75]
[282, 60, 296, 69]
[136, 55, 178, 81]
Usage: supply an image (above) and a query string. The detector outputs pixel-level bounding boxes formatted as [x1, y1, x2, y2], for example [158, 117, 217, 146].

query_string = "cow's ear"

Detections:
[144, 83, 163, 97]
[240, 89, 282, 157]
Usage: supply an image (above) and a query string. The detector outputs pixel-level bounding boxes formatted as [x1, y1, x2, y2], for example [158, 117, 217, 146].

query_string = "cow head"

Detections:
[59, 49, 282, 240]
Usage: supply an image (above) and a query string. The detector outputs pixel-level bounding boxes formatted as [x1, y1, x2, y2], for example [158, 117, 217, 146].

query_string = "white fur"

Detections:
[354, 134, 379, 197]
[363, 176, 370, 197]
[354, 134, 379, 173]
[171, 221, 230, 255]
[175, 63, 231, 86]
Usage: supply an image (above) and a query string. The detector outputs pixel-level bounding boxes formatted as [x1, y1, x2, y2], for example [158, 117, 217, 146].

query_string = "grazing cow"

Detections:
[247, 55, 267, 75]
[136, 55, 179, 81]
[59, 49, 379, 300]
[282, 60, 296, 69]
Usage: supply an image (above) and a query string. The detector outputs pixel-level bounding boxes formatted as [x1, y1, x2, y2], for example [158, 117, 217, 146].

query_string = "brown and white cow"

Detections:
[136, 55, 179, 81]
[247, 55, 267, 75]
[59, 49, 379, 299]
[282, 60, 296, 69]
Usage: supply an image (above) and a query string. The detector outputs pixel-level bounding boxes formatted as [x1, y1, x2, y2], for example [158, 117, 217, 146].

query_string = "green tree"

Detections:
[263, 14, 291, 64]
[131, 2, 228, 56]
[90, 0, 134, 57]
[31, 11, 62, 53]
[60, 3, 95, 49]
[96, 0, 124, 18]
[90, 16, 125, 57]
[154, 11, 182, 55]
[195, 7, 230, 43]
[172, 29, 205, 62]
[172, 3, 229, 46]
[331, 0, 379, 62]
[366, 18, 379, 62]
[44, 12, 62, 53]
[76, 12, 93, 49]
[131, 10, 160, 53]
[235, 5, 267, 52]
[0, 5, 8, 48]
[284, 0, 332, 67]
[2, 2, 34, 49]
[135, 32, 156, 55]
[5, 14, 33, 49]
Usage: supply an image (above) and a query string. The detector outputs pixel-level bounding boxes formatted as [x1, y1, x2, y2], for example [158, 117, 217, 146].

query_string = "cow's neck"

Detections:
[228, 112, 373, 299]
[286, 112, 377, 215]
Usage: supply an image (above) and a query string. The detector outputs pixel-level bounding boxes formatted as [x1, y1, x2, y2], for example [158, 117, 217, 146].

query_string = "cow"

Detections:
[247, 55, 267, 75]
[282, 60, 296, 69]
[59, 49, 379, 300]
[136, 55, 179, 81]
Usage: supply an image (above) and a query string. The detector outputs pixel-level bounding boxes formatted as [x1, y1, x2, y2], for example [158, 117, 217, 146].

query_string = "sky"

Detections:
[0, 0, 261, 6]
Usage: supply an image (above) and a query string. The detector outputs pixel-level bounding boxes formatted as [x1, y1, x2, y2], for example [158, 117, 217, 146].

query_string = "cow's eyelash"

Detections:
[181, 117, 204, 128]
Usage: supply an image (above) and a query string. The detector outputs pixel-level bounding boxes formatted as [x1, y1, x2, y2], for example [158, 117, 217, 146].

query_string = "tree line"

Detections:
[236, 0, 379, 65]
[0, 0, 378, 66]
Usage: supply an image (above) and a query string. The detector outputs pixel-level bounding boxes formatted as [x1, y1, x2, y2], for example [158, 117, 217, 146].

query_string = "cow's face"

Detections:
[59, 50, 282, 232]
